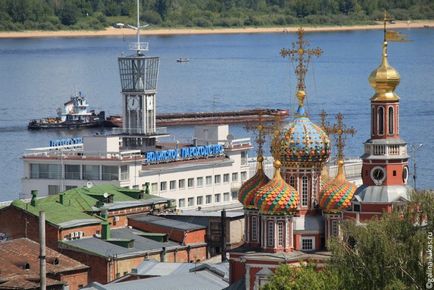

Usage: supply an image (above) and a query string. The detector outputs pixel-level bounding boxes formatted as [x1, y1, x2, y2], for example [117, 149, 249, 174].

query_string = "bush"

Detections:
[195, 17, 212, 27]
[141, 11, 162, 25]
[244, 15, 263, 26]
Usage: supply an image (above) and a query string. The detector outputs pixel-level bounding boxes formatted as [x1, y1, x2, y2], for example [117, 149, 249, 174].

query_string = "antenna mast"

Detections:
[127, 0, 149, 55]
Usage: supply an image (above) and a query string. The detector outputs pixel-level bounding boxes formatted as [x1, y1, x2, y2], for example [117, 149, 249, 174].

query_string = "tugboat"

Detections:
[28, 92, 105, 130]
[176, 57, 189, 63]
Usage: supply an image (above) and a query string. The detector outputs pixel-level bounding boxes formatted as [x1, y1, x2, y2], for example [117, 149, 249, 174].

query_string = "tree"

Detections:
[59, 2, 79, 25]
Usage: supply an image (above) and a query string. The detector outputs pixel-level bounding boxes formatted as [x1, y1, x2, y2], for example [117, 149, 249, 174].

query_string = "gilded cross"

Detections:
[326, 113, 356, 161]
[280, 27, 323, 92]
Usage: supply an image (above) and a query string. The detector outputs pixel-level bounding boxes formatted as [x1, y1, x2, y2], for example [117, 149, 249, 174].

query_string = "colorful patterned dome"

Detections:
[280, 91, 331, 164]
[238, 156, 270, 209]
[319, 160, 356, 212]
[254, 160, 299, 215]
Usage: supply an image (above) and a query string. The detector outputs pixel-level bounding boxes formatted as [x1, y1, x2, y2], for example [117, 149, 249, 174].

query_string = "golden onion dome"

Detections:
[238, 155, 270, 209]
[254, 160, 299, 215]
[319, 160, 356, 212]
[368, 41, 400, 102]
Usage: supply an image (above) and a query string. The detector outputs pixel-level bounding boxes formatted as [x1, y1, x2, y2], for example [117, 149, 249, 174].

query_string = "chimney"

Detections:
[221, 209, 227, 262]
[101, 210, 110, 240]
[160, 247, 167, 262]
[59, 193, 65, 205]
[39, 211, 46, 290]
[30, 190, 38, 207]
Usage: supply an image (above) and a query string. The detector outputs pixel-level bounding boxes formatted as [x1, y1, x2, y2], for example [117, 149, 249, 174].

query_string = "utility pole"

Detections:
[39, 211, 46, 290]
[410, 144, 423, 191]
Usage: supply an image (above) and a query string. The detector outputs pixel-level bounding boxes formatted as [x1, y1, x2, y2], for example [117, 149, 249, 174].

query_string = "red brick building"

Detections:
[0, 238, 89, 290]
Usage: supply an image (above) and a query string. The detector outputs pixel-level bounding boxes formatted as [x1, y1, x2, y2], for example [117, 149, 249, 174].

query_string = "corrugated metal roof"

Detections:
[129, 214, 206, 231]
[83, 271, 228, 290]
[60, 228, 179, 258]
[134, 259, 196, 276]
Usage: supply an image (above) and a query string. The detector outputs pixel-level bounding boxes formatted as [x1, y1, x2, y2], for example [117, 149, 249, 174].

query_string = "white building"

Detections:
[21, 125, 252, 210]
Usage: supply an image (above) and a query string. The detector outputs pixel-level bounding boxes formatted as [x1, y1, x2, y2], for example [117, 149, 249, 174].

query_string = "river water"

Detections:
[0, 28, 433, 201]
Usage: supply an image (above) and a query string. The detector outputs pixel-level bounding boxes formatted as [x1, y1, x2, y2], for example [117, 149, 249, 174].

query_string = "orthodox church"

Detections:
[228, 23, 410, 290]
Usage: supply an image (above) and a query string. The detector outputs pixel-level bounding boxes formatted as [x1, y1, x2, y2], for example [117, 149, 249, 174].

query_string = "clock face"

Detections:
[402, 166, 409, 184]
[128, 96, 140, 111]
[371, 167, 386, 185]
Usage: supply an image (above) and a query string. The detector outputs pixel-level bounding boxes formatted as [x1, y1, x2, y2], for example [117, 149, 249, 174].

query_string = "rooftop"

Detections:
[11, 184, 169, 228]
[128, 214, 206, 231]
[0, 238, 88, 289]
[60, 228, 180, 258]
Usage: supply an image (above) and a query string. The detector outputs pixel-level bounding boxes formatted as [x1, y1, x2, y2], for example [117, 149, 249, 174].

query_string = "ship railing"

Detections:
[23, 149, 143, 160]
[112, 127, 167, 135]
[129, 42, 149, 52]
[226, 138, 251, 149]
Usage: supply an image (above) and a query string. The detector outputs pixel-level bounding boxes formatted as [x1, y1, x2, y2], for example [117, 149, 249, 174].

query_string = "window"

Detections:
[232, 172, 238, 182]
[64, 164, 80, 180]
[241, 171, 247, 181]
[102, 166, 118, 180]
[353, 204, 361, 212]
[277, 222, 284, 246]
[188, 178, 194, 188]
[48, 185, 60, 196]
[371, 107, 375, 135]
[197, 177, 203, 187]
[267, 221, 274, 247]
[302, 176, 308, 207]
[215, 193, 221, 203]
[188, 197, 194, 206]
[178, 198, 185, 208]
[231, 191, 238, 200]
[223, 173, 230, 183]
[223, 192, 230, 201]
[178, 179, 185, 189]
[197, 196, 203, 205]
[151, 182, 158, 194]
[30, 164, 61, 179]
[301, 237, 314, 251]
[160, 181, 167, 191]
[65, 185, 77, 190]
[377, 107, 384, 135]
[388, 107, 394, 135]
[331, 220, 339, 237]
[120, 165, 129, 180]
[83, 165, 100, 180]
[241, 151, 248, 165]
[206, 195, 212, 204]
[289, 175, 296, 188]
[214, 175, 221, 184]
[206, 176, 212, 186]
[251, 216, 258, 241]
[170, 180, 176, 190]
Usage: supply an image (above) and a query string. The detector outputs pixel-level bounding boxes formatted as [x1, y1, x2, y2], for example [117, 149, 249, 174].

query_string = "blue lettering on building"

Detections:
[145, 144, 224, 164]
[49, 137, 83, 147]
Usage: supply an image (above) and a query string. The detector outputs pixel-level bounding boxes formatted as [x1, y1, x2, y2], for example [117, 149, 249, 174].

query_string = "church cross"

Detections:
[280, 28, 323, 92]
[327, 113, 356, 161]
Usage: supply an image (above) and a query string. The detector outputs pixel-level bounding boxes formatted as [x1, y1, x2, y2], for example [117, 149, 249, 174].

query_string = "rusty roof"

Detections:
[0, 238, 88, 289]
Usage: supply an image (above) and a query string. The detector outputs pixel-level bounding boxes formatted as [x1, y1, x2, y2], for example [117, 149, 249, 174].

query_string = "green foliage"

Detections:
[263, 191, 434, 290]
[262, 264, 339, 290]
[0, 0, 433, 31]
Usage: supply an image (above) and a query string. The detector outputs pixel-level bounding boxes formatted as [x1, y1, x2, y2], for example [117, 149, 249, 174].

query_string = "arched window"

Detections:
[267, 221, 274, 247]
[372, 107, 375, 135]
[388, 107, 394, 135]
[289, 175, 296, 187]
[302, 176, 308, 207]
[377, 107, 384, 135]
[251, 216, 258, 241]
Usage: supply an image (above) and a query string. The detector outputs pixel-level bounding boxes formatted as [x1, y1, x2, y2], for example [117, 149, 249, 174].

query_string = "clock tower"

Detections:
[118, 0, 162, 149]
[348, 19, 410, 221]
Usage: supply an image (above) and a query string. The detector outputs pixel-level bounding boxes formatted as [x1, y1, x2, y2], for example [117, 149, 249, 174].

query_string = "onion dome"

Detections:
[319, 160, 356, 212]
[254, 160, 299, 215]
[368, 42, 400, 102]
[238, 156, 270, 209]
[280, 90, 331, 164]
[320, 166, 332, 191]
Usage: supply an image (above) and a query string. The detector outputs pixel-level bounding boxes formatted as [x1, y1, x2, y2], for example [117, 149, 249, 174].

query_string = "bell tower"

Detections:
[118, 0, 161, 149]
[350, 14, 410, 221]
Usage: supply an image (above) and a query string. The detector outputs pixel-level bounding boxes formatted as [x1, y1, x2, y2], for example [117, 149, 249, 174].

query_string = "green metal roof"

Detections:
[11, 184, 161, 228]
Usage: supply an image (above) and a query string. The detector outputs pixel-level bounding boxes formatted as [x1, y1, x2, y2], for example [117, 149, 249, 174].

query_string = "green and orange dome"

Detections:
[254, 160, 299, 215]
[319, 160, 356, 212]
[238, 156, 270, 209]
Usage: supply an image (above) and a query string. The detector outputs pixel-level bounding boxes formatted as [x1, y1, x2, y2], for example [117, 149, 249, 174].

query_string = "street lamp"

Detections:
[409, 143, 423, 191]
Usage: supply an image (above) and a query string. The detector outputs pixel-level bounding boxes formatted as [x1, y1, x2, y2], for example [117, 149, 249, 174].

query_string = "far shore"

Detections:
[0, 20, 433, 39]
